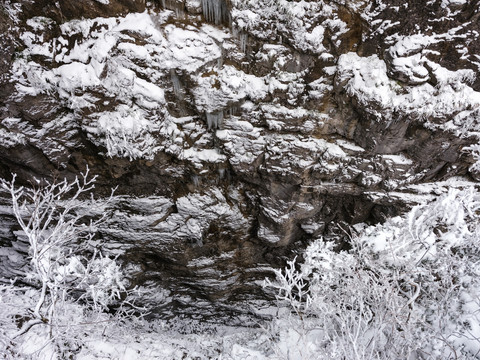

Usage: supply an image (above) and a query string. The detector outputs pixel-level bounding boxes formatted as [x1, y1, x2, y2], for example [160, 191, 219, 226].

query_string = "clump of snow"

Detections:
[337, 52, 480, 134]
[381, 153, 413, 165]
[390, 53, 430, 84]
[441, 0, 468, 8]
[181, 148, 226, 167]
[336, 139, 365, 152]
[388, 33, 438, 58]
[192, 65, 268, 113]
[163, 24, 223, 71]
[84, 106, 162, 160]
[231, 0, 343, 55]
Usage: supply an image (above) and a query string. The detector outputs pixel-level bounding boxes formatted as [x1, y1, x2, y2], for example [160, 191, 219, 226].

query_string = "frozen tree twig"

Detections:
[0, 168, 130, 349]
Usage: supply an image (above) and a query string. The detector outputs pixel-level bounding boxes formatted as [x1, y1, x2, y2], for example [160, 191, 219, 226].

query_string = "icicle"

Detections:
[192, 174, 200, 187]
[206, 111, 223, 130]
[232, 26, 248, 54]
[175, 7, 185, 19]
[239, 32, 248, 53]
[226, 106, 238, 117]
[201, 0, 230, 25]
[217, 50, 224, 68]
[170, 69, 184, 100]
[162, 0, 185, 19]
[295, 52, 301, 72]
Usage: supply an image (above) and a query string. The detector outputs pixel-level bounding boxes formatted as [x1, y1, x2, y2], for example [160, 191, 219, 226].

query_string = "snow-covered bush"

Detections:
[0, 170, 131, 358]
[266, 187, 480, 359]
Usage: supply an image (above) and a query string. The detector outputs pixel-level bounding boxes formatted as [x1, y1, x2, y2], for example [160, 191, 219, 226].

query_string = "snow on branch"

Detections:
[0, 169, 130, 356]
[266, 187, 480, 359]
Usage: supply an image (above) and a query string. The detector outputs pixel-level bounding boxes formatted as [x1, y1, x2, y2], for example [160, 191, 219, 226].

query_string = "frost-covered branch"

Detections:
[0, 169, 129, 356]
[266, 188, 480, 359]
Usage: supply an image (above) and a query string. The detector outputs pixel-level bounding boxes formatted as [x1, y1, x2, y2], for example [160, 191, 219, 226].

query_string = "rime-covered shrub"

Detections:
[0, 171, 132, 359]
[266, 188, 480, 359]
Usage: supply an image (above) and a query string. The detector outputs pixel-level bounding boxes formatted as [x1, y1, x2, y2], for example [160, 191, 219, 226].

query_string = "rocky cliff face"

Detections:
[0, 0, 479, 322]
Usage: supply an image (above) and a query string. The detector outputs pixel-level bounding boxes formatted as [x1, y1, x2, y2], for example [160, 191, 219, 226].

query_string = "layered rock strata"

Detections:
[0, 0, 479, 320]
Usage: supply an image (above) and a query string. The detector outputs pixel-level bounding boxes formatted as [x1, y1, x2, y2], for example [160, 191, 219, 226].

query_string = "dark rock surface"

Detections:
[0, 0, 479, 321]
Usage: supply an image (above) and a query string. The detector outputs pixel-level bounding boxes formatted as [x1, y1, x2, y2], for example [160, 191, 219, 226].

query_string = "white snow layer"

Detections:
[337, 52, 480, 136]
[11, 11, 231, 163]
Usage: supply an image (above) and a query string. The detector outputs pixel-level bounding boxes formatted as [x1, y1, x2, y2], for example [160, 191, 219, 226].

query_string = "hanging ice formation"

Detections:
[294, 52, 302, 72]
[201, 0, 230, 25]
[239, 33, 248, 53]
[217, 49, 224, 68]
[191, 174, 200, 187]
[232, 27, 248, 53]
[161, 0, 186, 18]
[226, 106, 238, 117]
[170, 70, 184, 100]
[206, 111, 224, 130]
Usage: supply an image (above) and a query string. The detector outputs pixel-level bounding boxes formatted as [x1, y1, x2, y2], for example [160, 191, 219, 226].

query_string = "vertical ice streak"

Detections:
[201, 0, 230, 25]
[206, 111, 224, 129]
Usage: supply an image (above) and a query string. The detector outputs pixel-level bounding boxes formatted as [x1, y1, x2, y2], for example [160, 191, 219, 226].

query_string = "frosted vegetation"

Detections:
[266, 187, 480, 359]
[1, 175, 480, 359]
[0, 171, 137, 359]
